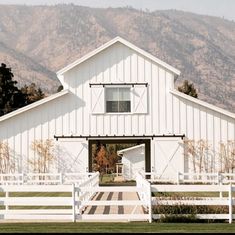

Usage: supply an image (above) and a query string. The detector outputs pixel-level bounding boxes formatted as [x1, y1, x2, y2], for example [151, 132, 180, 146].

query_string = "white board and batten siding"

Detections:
[62, 41, 172, 137]
[0, 37, 234, 177]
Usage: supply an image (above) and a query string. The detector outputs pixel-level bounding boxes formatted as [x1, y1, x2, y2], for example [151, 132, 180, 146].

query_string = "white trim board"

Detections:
[170, 89, 235, 120]
[0, 89, 70, 122]
[117, 144, 145, 155]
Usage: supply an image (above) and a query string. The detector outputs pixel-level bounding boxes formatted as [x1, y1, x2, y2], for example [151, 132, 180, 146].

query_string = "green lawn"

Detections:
[99, 173, 136, 186]
[0, 222, 235, 233]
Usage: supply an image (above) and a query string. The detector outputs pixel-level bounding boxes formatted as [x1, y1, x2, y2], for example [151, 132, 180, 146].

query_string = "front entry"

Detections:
[88, 139, 151, 181]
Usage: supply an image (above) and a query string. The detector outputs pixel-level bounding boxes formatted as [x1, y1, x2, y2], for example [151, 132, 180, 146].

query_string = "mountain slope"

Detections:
[0, 5, 234, 111]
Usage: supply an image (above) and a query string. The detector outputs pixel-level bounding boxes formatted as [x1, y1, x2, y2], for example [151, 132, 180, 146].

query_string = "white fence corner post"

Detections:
[72, 183, 76, 222]
[228, 183, 233, 224]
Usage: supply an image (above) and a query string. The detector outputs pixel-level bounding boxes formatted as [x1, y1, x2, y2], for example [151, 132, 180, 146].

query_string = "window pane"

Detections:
[119, 88, 130, 101]
[106, 88, 119, 101]
[106, 101, 119, 112]
[119, 101, 131, 112]
[105, 87, 131, 113]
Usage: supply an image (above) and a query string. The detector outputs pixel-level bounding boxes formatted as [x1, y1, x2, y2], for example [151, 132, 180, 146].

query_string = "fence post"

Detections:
[72, 183, 76, 222]
[60, 173, 63, 185]
[228, 183, 233, 224]
[148, 182, 152, 223]
[23, 173, 26, 184]
[218, 173, 223, 198]
[5, 190, 9, 212]
[177, 172, 180, 185]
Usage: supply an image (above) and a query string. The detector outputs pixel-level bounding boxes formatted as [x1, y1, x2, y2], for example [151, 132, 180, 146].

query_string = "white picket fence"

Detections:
[144, 172, 235, 185]
[0, 172, 94, 185]
[0, 172, 100, 221]
[77, 172, 151, 222]
[2, 172, 235, 186]
[151, 184, 235, 223]
[0, 172, 151, 222]
[0, 172, 235, 223]
[177, 172, 235, 185]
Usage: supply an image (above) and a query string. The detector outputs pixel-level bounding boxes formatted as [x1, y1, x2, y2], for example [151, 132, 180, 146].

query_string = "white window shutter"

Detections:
[132, 86, 148, 114]
[91, 86, 105, 114]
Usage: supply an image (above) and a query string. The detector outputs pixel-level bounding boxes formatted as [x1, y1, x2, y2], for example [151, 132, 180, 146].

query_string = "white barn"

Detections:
[0, 37, 235, 180]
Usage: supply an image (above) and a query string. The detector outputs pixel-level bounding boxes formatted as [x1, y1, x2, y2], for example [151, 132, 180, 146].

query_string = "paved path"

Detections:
[83, 191, 146, 215]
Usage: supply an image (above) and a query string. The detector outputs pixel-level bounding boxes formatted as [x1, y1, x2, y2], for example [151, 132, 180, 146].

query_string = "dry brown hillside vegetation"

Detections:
[0, 5, 234, 111]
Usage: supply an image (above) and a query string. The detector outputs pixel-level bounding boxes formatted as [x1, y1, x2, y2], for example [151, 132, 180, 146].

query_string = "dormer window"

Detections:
[105, 87, 131, 113]
[90, 84, 147, 114]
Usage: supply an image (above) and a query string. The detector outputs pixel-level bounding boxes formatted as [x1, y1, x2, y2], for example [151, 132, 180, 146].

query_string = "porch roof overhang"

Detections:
[54, 134, 185, 141]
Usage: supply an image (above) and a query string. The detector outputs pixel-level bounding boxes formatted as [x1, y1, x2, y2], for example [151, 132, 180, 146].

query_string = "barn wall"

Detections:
[170, 94, 235, 173]
[0, 42, 175, 173]
[0, 93, 89, 173]
[62, 42, 175, 136]
[0, 40, 234, 175]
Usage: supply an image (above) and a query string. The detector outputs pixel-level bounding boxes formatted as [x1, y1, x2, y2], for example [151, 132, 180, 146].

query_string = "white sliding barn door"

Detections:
[153, 138, 184, 180]
[56, 140, 88, 173]
[91, 86, 105, 114]
[132, 86, 148, 114]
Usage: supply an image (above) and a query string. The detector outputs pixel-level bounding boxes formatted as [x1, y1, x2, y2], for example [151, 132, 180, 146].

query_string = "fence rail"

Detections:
[77, 172, 150, 222]
[178, 172, 235, 184]
[0, 172, 95, 185]
[144, 172, 235, 185]
[0, 172, 235, 223]
[151, 184, 234, 223]
[0, 184, 73, 221]
[2, 172, 235, 185]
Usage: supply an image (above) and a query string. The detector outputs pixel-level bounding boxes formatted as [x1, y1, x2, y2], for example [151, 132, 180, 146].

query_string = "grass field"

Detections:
[0, 222, 234, 233]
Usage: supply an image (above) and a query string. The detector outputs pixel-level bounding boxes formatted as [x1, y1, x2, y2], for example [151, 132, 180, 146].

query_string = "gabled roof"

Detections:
[56, 36, 181, 76]
[0, 89, 69, 122]
[171, 89, 235, 120]
[117, 144, 145, 155]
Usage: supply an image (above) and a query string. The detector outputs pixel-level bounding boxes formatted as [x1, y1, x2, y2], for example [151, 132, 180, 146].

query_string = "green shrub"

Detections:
[153, 201, 229, 223]
[158, 214, 198, 223]
[153, 204, 229, 215]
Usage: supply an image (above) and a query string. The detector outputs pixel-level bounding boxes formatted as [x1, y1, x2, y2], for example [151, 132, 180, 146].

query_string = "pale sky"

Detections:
[0, 0, 235, 21]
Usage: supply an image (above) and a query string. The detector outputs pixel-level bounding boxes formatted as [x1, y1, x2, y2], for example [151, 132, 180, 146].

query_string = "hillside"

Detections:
[0, 5, 234, 111]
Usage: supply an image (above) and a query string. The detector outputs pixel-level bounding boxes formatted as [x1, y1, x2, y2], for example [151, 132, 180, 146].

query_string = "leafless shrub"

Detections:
[0, 141, 16, 174]
[184, 139, 211, 174]
[219, 140, 235, 173]
[29, 139, 55, 173]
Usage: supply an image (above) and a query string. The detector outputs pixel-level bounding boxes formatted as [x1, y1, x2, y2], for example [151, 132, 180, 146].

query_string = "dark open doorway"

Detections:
[88, 139, 151, 183]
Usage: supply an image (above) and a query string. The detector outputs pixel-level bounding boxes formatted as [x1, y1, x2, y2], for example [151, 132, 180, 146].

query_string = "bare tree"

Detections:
[29, 139, 55, 173]
[219, 140, 235, 173]
[184, 139, 197, 173]
[0, 141, 16, 174]
[184, 139, 210, 174]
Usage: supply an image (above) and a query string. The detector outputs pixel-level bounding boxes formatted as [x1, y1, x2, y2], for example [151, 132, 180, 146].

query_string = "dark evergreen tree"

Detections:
[0, 63, 26, 116]
[178, 80, 198, 98]
[0, 63, 45, 116]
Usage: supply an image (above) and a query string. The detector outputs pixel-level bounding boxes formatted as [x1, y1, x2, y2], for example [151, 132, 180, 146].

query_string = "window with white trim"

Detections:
[106, 87, 131, 113]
